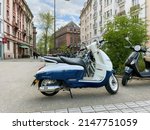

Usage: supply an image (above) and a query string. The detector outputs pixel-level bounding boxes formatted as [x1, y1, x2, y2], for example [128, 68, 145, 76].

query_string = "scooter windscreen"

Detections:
[125, 52, 139, 66]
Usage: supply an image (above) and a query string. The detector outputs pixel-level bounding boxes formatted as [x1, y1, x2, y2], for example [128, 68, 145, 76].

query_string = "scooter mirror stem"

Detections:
[125, 37, 132, 46]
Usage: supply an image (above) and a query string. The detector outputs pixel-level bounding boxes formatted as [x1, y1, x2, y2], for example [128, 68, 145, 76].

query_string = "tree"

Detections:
[39, 11, 54, 55]
[58, 43, 70, 54]
[37, 34, 54, 55]
[37, 36, 45, 55]
[103, 15, 149, 73]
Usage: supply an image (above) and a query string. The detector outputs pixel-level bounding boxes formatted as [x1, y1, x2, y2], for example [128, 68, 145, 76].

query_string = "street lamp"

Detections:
[53, 0, 70, 49]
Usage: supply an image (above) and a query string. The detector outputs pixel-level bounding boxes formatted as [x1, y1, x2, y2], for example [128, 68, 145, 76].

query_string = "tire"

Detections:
[38, 79, 60, 96]
[105, 74, 119, 94]
[122, 74, 129, 86]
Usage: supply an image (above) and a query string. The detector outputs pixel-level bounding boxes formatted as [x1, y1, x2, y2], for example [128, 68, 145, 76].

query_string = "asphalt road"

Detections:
[0, 59, 150, 113]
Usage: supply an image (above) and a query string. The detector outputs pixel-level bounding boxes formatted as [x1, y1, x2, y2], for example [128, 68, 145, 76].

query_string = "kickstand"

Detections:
[69, 89, 73, 99]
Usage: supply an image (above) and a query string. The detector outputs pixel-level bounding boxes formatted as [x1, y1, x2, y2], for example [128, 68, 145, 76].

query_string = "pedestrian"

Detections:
[33, 51, 36, 59]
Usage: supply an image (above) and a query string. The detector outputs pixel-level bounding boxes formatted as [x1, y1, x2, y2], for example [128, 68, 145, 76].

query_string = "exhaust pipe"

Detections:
[39, 86, 61, 92]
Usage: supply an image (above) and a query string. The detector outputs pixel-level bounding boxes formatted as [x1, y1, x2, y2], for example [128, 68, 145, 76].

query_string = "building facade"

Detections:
[55, 21, 80, 51]
[80, 0, 147, 45]
[0, 0, 4, 59]
[146, 0, 150, 46]
[80, 0, 93, 45]
[3, 0, 36, 59]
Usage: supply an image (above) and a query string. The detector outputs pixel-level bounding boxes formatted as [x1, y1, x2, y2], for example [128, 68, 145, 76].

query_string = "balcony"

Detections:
[93, 23, 97, 29]
[93, 1, 97, 10]
[130, 4, 140, 13]
[12, 21, 19, 30]
[93, 13, 98, 19]
[117, 0, 125, 6]
[117, 10, 126, 16]
[23, 29, 27, 36]
[29, 35, 32, 41]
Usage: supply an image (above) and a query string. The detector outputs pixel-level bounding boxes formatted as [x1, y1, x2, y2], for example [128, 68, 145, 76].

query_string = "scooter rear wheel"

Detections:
[105, 74, 119, 94]
[38, 79, 60, 96]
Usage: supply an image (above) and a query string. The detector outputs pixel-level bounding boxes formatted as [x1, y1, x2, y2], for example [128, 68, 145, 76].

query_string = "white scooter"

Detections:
[32, 40, 119, 98]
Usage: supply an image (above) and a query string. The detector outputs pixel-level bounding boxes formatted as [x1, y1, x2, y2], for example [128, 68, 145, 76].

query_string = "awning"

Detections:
[19, 45, 29, 49]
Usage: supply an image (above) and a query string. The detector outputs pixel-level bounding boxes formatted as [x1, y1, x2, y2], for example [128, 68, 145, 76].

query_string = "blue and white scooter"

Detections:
[32, 40, 119, 98]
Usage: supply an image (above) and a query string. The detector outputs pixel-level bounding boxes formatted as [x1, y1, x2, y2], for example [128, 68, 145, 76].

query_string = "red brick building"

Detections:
[55, 21, 80, 51]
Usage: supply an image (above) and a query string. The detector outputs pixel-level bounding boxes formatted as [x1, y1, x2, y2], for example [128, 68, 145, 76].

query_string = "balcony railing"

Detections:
[130, 4, 140, 13]
[117, 0, 125, 5]
[117, 10, 126, 16]
[23, 29, 27, 36]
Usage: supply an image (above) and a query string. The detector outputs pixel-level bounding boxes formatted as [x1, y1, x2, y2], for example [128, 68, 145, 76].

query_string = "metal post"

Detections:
[54, 0, 56, 49]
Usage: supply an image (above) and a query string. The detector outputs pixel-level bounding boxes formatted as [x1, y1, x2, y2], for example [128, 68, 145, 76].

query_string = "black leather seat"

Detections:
[60, 56, 86, 69]
[44, 56, 64, 63]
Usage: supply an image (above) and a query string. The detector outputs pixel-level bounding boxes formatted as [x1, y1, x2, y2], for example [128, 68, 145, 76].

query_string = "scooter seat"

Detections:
[60, 56, 86, 69]
[44, 56, 64, 63]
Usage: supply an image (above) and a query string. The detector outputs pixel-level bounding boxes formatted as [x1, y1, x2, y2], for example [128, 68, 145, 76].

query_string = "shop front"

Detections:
[18, 44, 30, 58]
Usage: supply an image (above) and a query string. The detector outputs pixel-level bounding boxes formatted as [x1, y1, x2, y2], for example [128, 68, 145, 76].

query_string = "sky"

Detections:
[26, 0, 86, 39]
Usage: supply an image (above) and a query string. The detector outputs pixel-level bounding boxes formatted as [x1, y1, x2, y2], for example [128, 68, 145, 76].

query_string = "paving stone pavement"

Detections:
[40, 100, 150, 113]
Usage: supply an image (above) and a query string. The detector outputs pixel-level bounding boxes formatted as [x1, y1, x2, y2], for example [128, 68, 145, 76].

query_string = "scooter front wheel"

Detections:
[38, 79, 60, 96]
[105, 74, 119, 94]
[122, 74, 129, 86]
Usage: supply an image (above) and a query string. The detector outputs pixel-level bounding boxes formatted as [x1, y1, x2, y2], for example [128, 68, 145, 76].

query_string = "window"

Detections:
[7, 41, 10, 50]
[7, 0, 9, 5]
[94, 29, 97, 35]
[0, 3, 1, 15]
[0, 21, 1, 33]
[7, 25, 10, 35]
[105, 9, 112, 18]
[99, 0, 102, 5]
[104, 0, 112, 7]
[7, 10, 9, 21]
[132, 0, 139, 6]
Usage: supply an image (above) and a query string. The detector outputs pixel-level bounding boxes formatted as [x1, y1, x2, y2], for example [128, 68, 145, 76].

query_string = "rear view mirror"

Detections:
[125, 37, 129, 41]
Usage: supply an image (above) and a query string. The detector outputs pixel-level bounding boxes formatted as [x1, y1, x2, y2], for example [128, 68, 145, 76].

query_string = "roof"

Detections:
[62, 21, 80, 29]
[56, 21, 80, 32]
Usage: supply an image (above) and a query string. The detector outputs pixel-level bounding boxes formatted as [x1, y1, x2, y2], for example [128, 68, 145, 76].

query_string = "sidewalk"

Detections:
[41, 100, 150, 113]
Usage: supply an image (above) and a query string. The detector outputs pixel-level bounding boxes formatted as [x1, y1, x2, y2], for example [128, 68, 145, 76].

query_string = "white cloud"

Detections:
[26, 0, 86, 40]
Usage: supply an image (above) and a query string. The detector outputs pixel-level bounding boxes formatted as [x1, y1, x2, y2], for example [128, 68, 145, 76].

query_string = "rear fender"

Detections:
[35, 64, 85, 81]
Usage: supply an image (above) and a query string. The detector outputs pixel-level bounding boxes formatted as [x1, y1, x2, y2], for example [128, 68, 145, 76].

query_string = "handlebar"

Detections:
[141, 48, 146, 53]
[124, 45, 146, 53]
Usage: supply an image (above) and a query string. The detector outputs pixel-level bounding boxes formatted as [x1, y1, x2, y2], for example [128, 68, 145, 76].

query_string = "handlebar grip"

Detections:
[141, 48, 146, 53]
[79, 48, 86, 51]
[99, 40, 105, 45]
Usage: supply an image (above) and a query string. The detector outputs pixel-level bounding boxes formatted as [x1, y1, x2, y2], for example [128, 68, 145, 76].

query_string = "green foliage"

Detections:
[37, 37, 45, 55]
[138, 54, 145, 72]
[103, 15, 148, 74]
[37, 35, 54, 55]
[38, 11, 54, 55]
[58, 43, 70, 54]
